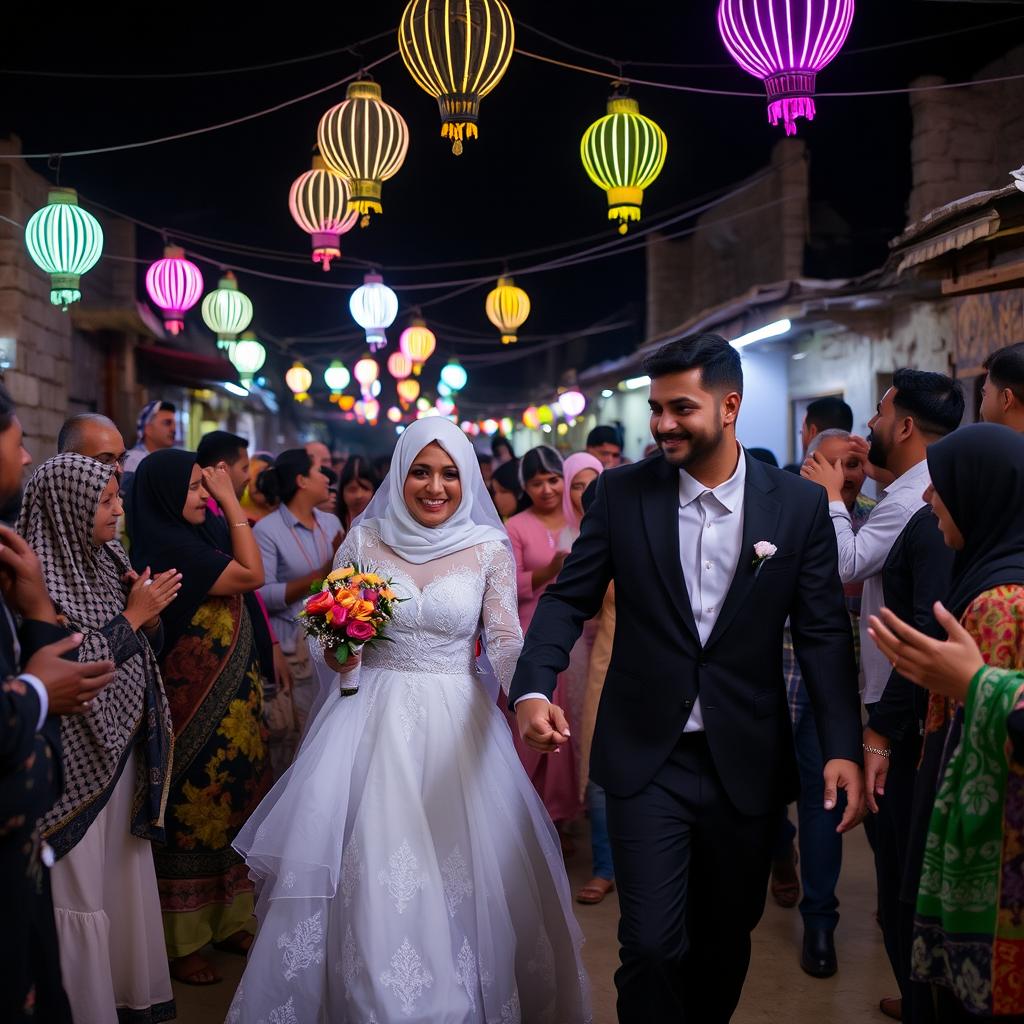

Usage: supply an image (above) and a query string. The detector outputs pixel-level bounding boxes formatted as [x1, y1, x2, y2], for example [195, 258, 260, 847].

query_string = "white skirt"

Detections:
[228, 664, 592, 1024]
[50, 748, 173, 1024]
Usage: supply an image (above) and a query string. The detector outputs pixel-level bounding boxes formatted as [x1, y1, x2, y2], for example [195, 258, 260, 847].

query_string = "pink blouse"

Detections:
[506, 508, 565, 633]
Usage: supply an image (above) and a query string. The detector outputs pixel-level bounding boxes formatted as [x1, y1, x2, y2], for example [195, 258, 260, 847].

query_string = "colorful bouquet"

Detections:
[298, 563, 401, 695]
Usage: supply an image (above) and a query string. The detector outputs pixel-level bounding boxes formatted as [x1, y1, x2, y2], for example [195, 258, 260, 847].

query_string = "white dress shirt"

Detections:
[676, 448, 747, 732]
[828, 458, 931, 704]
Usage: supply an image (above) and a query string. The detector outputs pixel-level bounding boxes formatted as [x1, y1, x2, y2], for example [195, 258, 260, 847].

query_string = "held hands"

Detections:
[868, 603, 983, 703]
[823, 758, 866, 833]
[25, 634, 116, 716]
[516, 697, 571, 755]
[123, 567, 182, 632]
[0, 525, 56, 622]
[201, 465, 237, 507]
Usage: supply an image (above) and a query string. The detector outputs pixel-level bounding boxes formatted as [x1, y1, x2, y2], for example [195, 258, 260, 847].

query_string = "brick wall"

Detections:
[908, 46, 1024, 224]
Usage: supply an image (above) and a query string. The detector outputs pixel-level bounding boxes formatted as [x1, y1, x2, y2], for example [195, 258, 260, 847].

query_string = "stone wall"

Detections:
[908, 46, 1024, 224]
[645, 139, 809, 338]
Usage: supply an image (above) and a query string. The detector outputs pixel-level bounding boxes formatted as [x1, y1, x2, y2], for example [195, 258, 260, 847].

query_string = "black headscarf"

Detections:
[926, 423, 1024, 617]
[129, 448, 231, 649]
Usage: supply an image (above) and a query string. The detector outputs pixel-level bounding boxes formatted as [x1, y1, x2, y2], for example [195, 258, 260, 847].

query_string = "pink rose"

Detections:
[346, 619, 375, 642]
[327, 603, 349, 627]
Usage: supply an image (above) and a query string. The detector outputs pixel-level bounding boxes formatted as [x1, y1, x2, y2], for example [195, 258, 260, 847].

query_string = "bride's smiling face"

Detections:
[404, 442, 463, 527]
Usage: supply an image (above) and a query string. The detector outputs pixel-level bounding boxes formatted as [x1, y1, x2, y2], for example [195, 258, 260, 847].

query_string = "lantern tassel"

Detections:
[767, 96, 816, 137]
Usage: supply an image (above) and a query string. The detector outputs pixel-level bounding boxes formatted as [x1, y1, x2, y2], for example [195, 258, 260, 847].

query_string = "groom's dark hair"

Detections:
[642, 333, 743, 396]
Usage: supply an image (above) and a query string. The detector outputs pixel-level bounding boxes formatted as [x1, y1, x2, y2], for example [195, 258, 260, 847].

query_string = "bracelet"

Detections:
[863, 743, 890, 758]
[230, 521, 250, 528]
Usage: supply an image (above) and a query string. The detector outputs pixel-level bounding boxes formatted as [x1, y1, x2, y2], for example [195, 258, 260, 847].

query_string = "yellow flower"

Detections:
[218, 696, 264, 761]
[191, 601, 235, 647]
[361, 573, 384, 586]
[175, 782, 232, 849]
[339, 591, 359, 610]
[326, 566, 355, 583]
[381, 588, 396, 601]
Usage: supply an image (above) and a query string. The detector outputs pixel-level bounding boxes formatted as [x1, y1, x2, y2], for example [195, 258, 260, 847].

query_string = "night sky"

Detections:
[5, 2, 1020, 412]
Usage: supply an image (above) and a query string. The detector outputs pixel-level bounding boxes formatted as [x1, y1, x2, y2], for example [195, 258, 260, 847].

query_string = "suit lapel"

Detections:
[705, 454, 782, 649]
[640, 458, 700, 643]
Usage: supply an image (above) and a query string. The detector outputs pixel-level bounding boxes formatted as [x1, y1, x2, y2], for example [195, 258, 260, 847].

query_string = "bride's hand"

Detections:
[325, 648, 360, 675]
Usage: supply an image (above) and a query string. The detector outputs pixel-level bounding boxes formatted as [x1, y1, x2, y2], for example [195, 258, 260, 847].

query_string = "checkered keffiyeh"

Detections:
[17, 453, 173, 858]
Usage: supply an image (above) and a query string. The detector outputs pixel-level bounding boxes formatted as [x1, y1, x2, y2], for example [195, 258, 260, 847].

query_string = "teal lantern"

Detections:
[24, 188, 104, 310]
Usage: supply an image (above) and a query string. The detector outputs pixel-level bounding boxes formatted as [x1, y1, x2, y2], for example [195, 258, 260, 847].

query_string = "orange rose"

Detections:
[353, 600, 375, 621]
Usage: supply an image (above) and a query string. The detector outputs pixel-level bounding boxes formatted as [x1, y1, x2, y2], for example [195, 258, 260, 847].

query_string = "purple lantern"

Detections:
[718, 0, 854, 135]
[145, 246, 204, 335]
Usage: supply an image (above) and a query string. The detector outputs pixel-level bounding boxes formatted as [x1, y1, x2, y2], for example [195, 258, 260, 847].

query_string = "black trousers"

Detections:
[606, 733, 777, 1024]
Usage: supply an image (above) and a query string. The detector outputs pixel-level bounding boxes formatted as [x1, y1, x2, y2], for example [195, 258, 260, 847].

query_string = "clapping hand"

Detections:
[516, 697, 571, 754]
[123, 567, 182, 632]
[25, 634, 115, 716]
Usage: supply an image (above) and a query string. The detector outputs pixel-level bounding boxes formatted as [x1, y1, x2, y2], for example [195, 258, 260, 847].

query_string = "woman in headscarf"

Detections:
[881, 423, 1024, 1022]
[130, 448, 270, 987]
[17, 453, 180, 1023]
[228, 418, 591, 1023]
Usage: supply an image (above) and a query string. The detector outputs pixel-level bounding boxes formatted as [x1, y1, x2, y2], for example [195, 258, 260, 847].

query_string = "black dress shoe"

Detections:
[800, 926, 837, 978]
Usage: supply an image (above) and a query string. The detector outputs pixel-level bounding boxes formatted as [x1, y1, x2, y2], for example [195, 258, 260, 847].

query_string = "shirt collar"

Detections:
[678, 444, 747, 512]
[880, 458, 930, 501]
[278, 503, 307, 531]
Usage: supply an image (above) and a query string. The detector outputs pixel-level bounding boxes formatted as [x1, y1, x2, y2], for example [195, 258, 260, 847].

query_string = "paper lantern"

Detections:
[350, 272, 399, 352]
[324, 359, 350, 396]
[537, 404, 554, 425]
[387, 405, 403, 423]
[558, 388, 586, 418]
[522, 405, 540, 429]
[146, 245, 203, 334]
[285, 361, 313, 402]
[440, 359, 468, 392]
[718, 0, 855, 135]
[397, 378, 421, 406]
[485, 277, 530, 345]
[387, 351, 413, 380]
[363, 398, 380, 423]
[24, 187, 104, 310]
[317, 80, 409, 224]
[353, 355, 380, 400]
[398, 0, 515, 155]
[338, 394, 356, 411]
[500, 416, 513, 435]
[399, 318, 436, 375]
[201, 272, 254, 347]
[288, 154, 359, 271]
[581, 92, 667, 234]
[228, 331, 266, 381]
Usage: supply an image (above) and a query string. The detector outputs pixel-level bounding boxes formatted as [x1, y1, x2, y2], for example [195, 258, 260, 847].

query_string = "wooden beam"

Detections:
[941, 260, 1024, 295]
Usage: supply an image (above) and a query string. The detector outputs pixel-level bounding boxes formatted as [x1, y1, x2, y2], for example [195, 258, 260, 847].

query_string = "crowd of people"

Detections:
[1, 334, 1024, 1023]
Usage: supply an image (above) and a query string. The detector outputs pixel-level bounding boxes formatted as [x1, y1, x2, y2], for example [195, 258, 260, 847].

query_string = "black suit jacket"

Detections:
[509, 451, 862, 815]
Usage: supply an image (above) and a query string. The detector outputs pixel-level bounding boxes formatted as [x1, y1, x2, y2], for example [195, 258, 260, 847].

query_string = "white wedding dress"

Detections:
[228, 523, 592, 1024]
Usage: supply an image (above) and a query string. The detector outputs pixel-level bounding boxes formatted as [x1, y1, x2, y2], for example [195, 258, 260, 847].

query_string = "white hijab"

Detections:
[357, 417, 509, 564]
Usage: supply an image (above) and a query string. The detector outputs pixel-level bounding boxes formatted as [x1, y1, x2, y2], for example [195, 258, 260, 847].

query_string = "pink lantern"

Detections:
[387, 351, 413, 380]
[145, 246, 204, 335]
[354, 356, 379, 399]
[717, 0, 855, 135]
[558, 388, 587, 419]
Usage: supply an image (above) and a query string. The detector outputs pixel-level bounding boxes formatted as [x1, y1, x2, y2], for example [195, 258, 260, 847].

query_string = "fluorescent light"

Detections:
[223, 381, 249, 397]
[623, 375, 651, 390]
[601, 388, 614, 399]
[732, 318, 791, 350]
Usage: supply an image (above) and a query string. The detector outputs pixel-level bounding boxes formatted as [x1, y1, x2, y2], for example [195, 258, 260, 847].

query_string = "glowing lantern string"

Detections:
[24, 188, 104, 310]
[717, 0, 855, 135]
[228, 331, 266, 381]
[581, 89, 667, 234]
[201, 272, 253, 348]
[317, 80, 409, 225]
[146, 246, 203, 335]
[485, 277, 530, 345]
[288, 154, 359, 271]
[399, 318, 436, 375]
[350, 272, 399, 352]
[398, 0, 515, 155]
[285, 361, 313, 402]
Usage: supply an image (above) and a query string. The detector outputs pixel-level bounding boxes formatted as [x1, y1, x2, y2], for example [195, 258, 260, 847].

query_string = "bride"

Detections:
[227, 418, 592, 1023]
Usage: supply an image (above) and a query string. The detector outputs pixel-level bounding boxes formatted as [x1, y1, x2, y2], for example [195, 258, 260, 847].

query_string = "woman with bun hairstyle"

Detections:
[334, 455, 379, 535]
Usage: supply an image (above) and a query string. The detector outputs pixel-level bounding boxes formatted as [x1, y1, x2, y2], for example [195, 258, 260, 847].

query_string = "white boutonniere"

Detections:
[752, 541, 778, 578]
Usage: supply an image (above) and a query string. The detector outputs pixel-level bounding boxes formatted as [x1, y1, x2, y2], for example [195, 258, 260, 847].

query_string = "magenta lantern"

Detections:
[717, 0, 854, 135]
[146, 246, 204, 335]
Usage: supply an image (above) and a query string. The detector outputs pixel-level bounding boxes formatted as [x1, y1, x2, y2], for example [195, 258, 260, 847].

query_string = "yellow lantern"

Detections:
[398, 0, 515, 155]
[581, 90, 667, 234]
[399, 318, 437, 375]
[522, 405, 540, 429]
[285, 361, 313, 402]
[387, 351, 413, 380]
[485, 276, 530, 345]
[397, 378, 421, 407]
[537, 404, 554, 425]
[317, 80, 410, 225]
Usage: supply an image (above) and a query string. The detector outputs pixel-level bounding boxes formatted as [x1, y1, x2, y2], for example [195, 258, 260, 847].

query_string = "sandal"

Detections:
[879, 996, 902, 1021]
[576, 878, 616, 905]
[212, 930, 254, 957]
[769, 844, 800, 909]
[170, 953, 222, 986]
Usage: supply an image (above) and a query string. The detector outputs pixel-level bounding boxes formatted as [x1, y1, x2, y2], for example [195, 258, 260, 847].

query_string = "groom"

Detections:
[511, 334, 864, 1023]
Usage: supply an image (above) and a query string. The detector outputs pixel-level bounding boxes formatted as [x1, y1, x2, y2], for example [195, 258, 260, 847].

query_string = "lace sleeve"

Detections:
[477, 541, 523, 696]
[332, 523, 367, 571]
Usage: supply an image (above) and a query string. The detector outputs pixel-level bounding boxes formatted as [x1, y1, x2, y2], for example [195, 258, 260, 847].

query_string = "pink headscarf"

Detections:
[561, 452, 604, 535]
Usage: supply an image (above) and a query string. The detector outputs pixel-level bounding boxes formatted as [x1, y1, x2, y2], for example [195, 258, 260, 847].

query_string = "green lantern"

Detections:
[227, 331, 266, 381]
[201, 271, 254, 348]
[24, 188, 104, 310]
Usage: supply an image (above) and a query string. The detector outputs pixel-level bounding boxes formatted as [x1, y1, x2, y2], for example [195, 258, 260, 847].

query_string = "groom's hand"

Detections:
[824, 758, 866, 833]
[516, 698, 571, 754]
